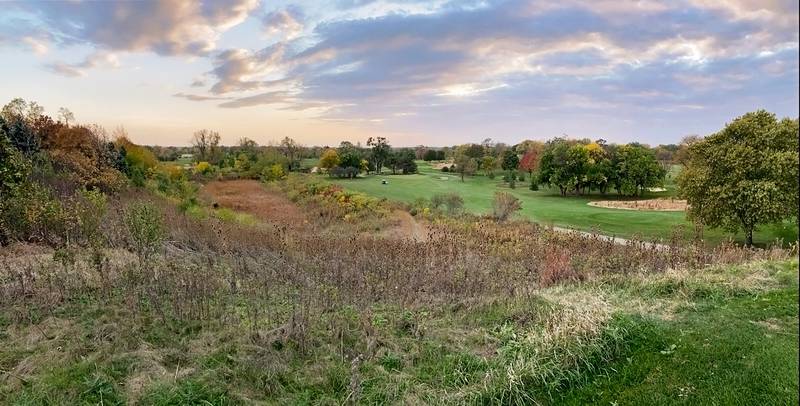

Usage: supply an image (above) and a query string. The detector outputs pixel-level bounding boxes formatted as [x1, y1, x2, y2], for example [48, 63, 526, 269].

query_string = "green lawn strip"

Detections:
[322, 161, 796, 245]
[558, 267, 799, 405]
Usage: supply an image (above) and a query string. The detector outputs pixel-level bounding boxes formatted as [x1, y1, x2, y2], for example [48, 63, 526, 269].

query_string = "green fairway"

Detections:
[325, 161, 797, 246]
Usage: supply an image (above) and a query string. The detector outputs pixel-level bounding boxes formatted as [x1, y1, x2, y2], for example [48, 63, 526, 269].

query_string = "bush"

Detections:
[441, 166, 449, 173]
[194, 161, 213, 175]
[492, 192, 521, 222]
[431, 192, 464, 215]
[262, 163, 286, 181]
[124, 202, 164, 260]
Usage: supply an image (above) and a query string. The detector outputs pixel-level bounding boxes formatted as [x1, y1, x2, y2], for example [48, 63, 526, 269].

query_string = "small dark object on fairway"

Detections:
[381, 179, 388, 185]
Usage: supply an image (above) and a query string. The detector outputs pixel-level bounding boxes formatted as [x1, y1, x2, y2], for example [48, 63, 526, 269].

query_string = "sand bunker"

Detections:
[588, 198, 687, 212]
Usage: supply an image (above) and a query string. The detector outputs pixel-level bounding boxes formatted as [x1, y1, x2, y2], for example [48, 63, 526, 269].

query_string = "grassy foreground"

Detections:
[327, 162, 797, 246]
[2, 257, 796, 405]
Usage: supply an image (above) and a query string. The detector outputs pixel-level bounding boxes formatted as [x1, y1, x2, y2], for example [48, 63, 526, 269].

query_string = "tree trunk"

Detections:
[745, 227, 754, 247]
[461, 171, 465, 182]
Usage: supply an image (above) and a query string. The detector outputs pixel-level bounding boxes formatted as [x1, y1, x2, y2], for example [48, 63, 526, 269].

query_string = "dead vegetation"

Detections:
[0, 182, 796, 403]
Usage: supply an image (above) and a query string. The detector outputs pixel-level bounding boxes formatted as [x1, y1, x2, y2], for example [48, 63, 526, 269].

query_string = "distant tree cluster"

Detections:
[315, 137, 418, 178]
[422, 149, 446, 161]
[538, 139, 665, 196]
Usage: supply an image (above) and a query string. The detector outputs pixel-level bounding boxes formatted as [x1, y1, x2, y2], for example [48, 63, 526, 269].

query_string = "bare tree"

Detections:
[192, 129, 221, 162]
[58, 107, 75, 126]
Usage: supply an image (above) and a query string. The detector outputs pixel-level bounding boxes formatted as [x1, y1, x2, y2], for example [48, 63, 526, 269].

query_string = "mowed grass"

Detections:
[326, 161, 797, 246]
[560, 260, 800, 405]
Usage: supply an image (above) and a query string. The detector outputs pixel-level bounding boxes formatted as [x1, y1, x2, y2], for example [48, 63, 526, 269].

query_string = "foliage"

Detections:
[0, 122, 28, 198]
[279, 136, 301, 171]
[262, 163, 286, 181]
[482, 155, 498, 177]
[387, 148, 418, 174]
[124, 202, 165, 259]
[539, 138, 664, 196]
[678, 110, 799, 246]
[501, 149, 519, 172]
[194, 161, 213, 175]
[614, 144, 666, 196]
[454, 146, 478, 182]
[367, 136, 391, 174]
[319, 148, 340, 172]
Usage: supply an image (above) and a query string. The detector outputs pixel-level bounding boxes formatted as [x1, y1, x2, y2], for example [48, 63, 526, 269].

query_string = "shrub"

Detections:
[194, 161, 212, 175]
[492, 192, 521, 222]
[124, 202, 164, 260]
[262, 163, 286, 181]
[441, 166, 449, 173]
[431, 192, 464, 215]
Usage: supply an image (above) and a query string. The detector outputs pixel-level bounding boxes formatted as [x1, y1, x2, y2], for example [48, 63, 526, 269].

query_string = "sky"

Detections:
[0, 0, 797, 147]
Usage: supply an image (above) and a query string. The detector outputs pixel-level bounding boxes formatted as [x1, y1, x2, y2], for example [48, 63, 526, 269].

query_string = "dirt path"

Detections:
[200, 180, 308, 226]
[383, 210, 429, 241]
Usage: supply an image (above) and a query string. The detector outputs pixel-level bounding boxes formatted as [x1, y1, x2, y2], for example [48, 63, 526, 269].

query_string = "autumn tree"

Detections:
[319, 148, 340, 174]
[678, 110, 799, 246]
[481, 155, 498, 177]
[519, 145, 542, 177]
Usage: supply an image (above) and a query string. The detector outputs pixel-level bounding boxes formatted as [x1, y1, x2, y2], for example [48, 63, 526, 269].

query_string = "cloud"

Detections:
[11, 0, 259, 56]
[21, 36, 48, 55]
[263, 6, 304, 39]
[218, 91, 293, 108]
[209, 44, 290, 94]
[45, 51, 120, 77]
[173, 92, 232, 101]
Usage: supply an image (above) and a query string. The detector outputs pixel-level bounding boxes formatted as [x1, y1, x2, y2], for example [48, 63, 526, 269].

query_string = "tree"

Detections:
[0, 121, 28, 198]
[423, 149, 439, 161]
[501, 149, 519, 171]
[674, 135, 702, 164]
[336, 151, 362, 178]
[481, 155, 498, 177]
[519, 146, 542, 176]
[319, 148, 339, 174]
[464, 143, 485, 169]
[58, 107, 75, 126]
[678, 110, 799, 246]
[279, 136, 300, 171]
[192, 129, 221, 163]
[539, 138, 572, 195]
[367, 136, 390, 174]
[454, 146, 477, 182]
[615, 144, 665, 197]
[393, 148, 417, 174]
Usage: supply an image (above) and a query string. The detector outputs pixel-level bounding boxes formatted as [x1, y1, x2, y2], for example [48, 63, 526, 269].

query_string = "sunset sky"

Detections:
[0, 0, 797, 147]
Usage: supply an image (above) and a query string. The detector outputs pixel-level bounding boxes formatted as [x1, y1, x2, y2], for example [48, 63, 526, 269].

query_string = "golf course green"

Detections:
[328, 161, 798, 246]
